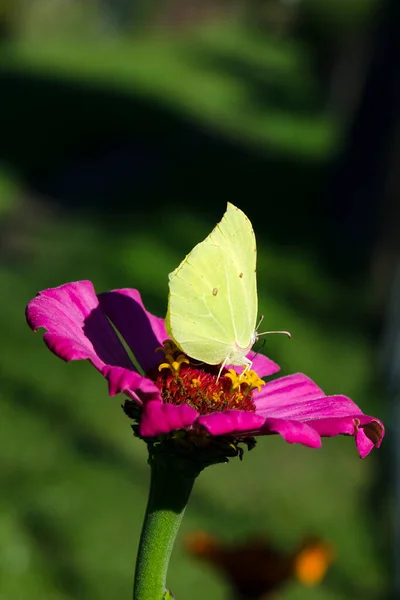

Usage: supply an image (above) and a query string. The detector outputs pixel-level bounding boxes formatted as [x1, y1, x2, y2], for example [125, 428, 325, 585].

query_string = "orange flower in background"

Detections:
[293, 539, 334, 586]
[185, 531, 334, 599]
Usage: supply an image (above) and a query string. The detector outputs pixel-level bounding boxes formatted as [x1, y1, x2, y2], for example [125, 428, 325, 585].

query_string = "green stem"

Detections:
[133, 451, 200, 600]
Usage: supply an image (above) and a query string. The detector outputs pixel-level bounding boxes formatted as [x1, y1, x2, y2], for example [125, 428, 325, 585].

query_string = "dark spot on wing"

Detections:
[212, 288, 218, 296]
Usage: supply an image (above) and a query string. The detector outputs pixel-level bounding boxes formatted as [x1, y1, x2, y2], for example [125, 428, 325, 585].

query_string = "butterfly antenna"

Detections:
[257, 330, 292, 338]
[255, 315, 265, 331]
[256, 315, 291, 339]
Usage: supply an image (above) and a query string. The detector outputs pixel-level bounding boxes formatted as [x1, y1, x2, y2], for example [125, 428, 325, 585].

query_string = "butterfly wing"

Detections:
[166, 203, 258, 366]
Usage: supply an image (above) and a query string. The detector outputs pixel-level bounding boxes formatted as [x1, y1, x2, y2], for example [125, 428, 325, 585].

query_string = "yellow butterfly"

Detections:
[166, 203, 289, 375]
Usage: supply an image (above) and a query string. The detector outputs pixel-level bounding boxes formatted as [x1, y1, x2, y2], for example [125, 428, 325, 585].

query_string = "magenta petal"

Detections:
[296, 396, 366, 420]
[261, 392, 371, 421]
[103, 366, 162, 406]
[139, 400, 198, 437]
[197, 411, 265, 436]
[26, 281, 133, 372]
[254, 373, 325, 414]
[231, 351, 280, 378]
[261, 418, 322, 448]
[250, 352, 280, 377]
[98, 289, 167, 372]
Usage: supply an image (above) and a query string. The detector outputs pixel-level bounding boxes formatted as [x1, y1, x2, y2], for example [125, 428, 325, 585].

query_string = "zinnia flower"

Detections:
[185, 530, 334, 598]
[26, 280, 384, 459]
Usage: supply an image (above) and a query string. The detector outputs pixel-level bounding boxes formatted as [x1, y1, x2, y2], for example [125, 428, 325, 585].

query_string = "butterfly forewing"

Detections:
[166, 203, 258, 366]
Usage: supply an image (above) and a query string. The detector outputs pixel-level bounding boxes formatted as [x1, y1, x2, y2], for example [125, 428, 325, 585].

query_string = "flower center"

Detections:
[151, 340, 265, 415]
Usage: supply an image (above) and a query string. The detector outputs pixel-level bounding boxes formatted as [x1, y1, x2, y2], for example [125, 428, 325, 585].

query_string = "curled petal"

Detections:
[355, 430, 375, 460]
[104, 366, 162, 406]
[26, 281, 133, 372]
[99, 288, 168, 372]
[197, 411, 265, 436]
[308, 413, 384, 459]
[261, 417, 322, 448]
[139, 400, 198, 437]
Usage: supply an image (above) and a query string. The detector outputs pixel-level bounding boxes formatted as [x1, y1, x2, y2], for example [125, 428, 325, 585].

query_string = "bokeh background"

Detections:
[0, 1, 397, 599]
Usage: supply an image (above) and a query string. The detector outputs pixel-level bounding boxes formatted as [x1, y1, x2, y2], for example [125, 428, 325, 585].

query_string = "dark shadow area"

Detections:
[182, 43, 322, 115]
[96, 289, 165, 373]
[0, 65, 364, 281]
[328, 0, 400, 280]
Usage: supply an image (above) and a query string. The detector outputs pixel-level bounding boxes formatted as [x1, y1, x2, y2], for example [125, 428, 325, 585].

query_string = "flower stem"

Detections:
[133, 449, 201, 600]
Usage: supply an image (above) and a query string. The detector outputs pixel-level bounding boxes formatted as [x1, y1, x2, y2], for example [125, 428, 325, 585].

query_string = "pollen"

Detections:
[153, 340, 258, 415]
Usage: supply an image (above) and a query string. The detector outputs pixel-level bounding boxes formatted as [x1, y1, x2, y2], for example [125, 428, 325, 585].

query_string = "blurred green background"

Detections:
[0, 1, 394, 599]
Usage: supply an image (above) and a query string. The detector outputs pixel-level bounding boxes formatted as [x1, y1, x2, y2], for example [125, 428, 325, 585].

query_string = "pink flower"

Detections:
[26, 280, 384, 458]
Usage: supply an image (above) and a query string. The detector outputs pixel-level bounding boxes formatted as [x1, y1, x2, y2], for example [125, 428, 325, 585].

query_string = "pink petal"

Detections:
[103, 366, 162, 405]
[98, 288, 168, 372]
[261, 418, 322, 448]
[139, 400, 198, 437]
[26, 281, 133, 372]
[254, 373, 325, 414]
[197, 411, 265, 436]
[261, 391, 368, 421]
[231, 351, 280, 378]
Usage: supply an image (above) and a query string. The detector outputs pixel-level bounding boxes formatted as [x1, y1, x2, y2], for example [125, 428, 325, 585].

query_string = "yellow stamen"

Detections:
[191, 378, 201, 388]
[224, 369, 242, 391]
[158, 353, 189, 374]
[164, 340, 178, 352]
[241, 370, 265, 392]
[224, 368, 265, 393]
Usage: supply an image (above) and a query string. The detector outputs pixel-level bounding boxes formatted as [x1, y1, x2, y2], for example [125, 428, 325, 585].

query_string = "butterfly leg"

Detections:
[239, 356, 253, 378]
[217, 357, 230, 382]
